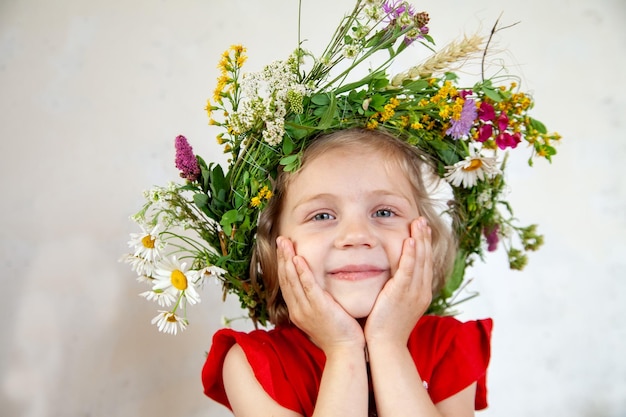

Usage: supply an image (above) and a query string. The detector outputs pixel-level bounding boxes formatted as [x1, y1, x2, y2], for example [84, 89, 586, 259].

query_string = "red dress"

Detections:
[202, 315, 492, 416]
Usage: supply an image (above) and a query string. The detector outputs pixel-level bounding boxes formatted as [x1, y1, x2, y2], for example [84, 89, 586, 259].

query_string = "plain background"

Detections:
[1, 0, 625, 416]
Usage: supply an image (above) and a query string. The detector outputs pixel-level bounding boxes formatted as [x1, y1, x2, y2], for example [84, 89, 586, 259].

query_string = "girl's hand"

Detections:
[364, 217, 433, 347]
[276, 236, 365, 353]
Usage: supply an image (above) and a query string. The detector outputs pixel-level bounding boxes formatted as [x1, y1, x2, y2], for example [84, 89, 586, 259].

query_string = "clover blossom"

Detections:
[483, 224, 500, 252]
[174, 135, 201, 181]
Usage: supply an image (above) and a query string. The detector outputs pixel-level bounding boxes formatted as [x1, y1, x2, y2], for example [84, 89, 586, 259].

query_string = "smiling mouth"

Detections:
[328, 265, 387, 281]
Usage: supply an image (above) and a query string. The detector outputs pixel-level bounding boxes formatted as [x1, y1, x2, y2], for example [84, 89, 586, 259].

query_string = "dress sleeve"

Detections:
[201, 327, 321, 414]
[426, 318, 493, 409]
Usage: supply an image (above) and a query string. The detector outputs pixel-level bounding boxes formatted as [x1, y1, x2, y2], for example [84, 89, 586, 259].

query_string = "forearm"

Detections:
[312, 345, 368, 417]
[367, 341, 442, 417]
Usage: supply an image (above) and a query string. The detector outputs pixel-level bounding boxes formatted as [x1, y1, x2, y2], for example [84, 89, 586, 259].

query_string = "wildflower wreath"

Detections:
[123, 0, 560, 334]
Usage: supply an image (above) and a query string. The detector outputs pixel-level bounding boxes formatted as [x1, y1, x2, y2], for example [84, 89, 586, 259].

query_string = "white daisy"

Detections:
[120, 253, 155, 277]
[444, 153, 499, 188]
[151, 311, 188, 335]
[152, 256, 201, 305]
[127, 225, 163, 263]
[198, 265, 226, 286]
[139, 290, 176, 307]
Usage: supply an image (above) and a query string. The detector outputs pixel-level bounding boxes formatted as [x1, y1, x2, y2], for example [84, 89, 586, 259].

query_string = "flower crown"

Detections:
[123, 0, 560, 334]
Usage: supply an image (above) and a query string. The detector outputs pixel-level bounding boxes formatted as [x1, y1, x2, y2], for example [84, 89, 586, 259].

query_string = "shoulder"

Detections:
[223, 344, 302, 417]
[412, 315, 493, 352]
[409, 316, 493, 410]
[202, 326, 324, 414]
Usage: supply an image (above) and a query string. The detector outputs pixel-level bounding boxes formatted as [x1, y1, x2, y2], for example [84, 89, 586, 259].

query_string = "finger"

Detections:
[276, 237, 305, 305]
[411, 217, 433, 292]
[394, 231, 417, 289]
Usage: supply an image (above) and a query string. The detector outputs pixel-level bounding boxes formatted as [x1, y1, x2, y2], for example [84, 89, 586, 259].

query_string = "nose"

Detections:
[333, 216, 377, 249]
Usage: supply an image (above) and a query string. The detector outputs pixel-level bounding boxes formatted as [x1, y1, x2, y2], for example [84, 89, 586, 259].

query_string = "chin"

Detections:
[335, 295, 377, 319]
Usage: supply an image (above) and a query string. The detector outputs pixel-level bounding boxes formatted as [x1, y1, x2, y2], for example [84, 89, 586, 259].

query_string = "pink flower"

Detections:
[478, 102, 495, 122]
[476, 124, 493, 142]
[495, 132, 521, 150]
[174, 135, 201, 181]
[496, 113, 509, 131]
[484, 225, 500, 252]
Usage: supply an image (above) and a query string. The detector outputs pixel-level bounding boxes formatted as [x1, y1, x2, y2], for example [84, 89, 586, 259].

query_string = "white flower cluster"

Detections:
[231, 58, 308, 146]
[122, 190, 227, 334]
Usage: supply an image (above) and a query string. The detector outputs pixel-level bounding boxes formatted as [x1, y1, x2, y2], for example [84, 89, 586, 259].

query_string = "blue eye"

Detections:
[312, 212, 334, 221]
[374, 209, 394, 218]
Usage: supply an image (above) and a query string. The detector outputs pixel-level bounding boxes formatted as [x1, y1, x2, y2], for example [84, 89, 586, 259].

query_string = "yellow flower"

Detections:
[450, 97, 464, 121]
[259, 186, 272, 200]
[250, 196, 262, 207]
[366, 118, 379, 129]
[231, 44, 246, 54]
[379, 97, 400, 122]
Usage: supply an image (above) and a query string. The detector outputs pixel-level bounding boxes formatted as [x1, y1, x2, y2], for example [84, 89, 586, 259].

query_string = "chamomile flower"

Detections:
[152, 256, 201, 305]
[151, 310, 188, 335]
[444, 152, 499, 188]
[140, 289, 176, 307]
[198, 265, 226, 286]
[128, 225, 163, 263]
[120, 253, 155, 277]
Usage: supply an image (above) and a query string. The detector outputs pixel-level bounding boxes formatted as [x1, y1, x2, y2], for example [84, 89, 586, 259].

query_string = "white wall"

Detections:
[1, 0, 624, 416]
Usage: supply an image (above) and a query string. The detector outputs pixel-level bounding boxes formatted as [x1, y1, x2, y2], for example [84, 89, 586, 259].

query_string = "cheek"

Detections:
[386, 234, 408, 274]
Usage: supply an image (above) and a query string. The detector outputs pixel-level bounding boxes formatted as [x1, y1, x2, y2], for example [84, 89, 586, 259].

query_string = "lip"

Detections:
[327, 265, 387, 281]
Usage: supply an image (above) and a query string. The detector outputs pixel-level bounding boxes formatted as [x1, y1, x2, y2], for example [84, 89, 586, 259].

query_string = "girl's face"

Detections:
[278, 145, 421, 319]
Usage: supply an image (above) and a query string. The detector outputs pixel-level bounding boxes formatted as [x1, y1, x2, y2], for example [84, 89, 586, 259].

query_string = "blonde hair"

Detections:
[251, 128, 457, 325]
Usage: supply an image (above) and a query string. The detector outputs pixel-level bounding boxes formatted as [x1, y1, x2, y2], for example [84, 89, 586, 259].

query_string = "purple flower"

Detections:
[446, 98, 477, 139]
[174, 135, 200, 181]
[484, 224, 500, 252]
[382, 0, 416, 20]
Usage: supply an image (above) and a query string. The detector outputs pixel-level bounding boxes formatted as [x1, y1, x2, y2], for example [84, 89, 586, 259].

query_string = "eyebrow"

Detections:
[292, 189, 414, 209]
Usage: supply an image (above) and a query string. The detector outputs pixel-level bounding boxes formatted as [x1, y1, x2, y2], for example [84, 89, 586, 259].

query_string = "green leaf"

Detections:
[443, 251, 467, 297]
[311, 94, 330, 106]
[529, 117, 547, 134]
[279, 154, 299, 166]
[403, 79, 429, 92]
[369, 94, 387, 110]
[221, 209, 239, 224]
[317, 93, 337, 129]
[334, 69, 387, 95]
[193, 192, 209, 208]
[282, 134, 295, 154]
[210, 164, 227, 192]
[485, 88, 502, 102]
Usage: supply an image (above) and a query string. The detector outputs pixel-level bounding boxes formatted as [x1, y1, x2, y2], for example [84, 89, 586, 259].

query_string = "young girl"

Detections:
[124, 2, 557, 415]
[202, 128, 492, 417]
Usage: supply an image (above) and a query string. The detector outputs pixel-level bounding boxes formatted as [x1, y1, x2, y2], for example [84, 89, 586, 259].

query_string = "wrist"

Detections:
[323, 342, 367, 361]
[364, 338, 409, 357]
